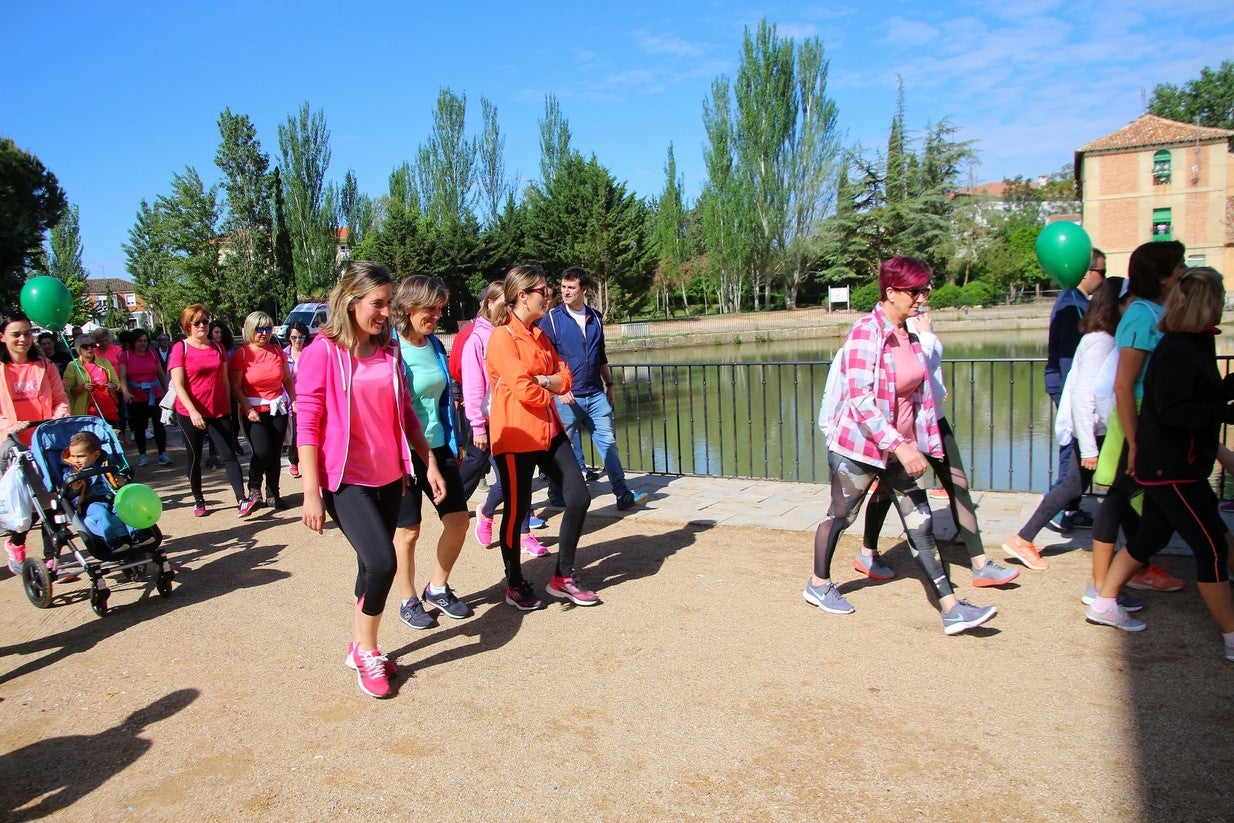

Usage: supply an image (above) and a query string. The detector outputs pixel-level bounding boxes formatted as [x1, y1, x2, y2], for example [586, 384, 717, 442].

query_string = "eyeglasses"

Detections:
[78, 342, 96, 350]
[526, 286, 554, 298]
[288, 335, 306, 341]
[255, 326, 273, 334]
[191, 319, 210, 327]
[1089, 267, 1107, 275]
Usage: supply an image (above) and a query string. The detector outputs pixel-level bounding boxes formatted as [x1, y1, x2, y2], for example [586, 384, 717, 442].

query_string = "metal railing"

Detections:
[595, 356, 1234, 493]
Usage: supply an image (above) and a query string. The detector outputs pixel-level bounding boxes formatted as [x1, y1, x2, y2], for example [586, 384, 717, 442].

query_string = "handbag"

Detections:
[0, 458, 35, 533]
[91, 385, 119, 423]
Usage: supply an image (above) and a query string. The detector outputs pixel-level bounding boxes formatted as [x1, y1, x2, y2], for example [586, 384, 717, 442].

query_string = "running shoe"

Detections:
[136, 454, 149, 467]
[520, 535, 548, 557]
[288, 464, 300, 478]
[193, 501, 207, 517]
[1080, 584, 1144, 612]
[1225, 640, 1234, 662]
[1085, 603, 1147, 632]
[157, 452, 174, 466]
[802, 580, 854, 614]
[584, 469, 602, 482]
[348, 644, 393, 698]
[546, 575, 600, 606]
[971, 561, 1019, 587]
[474, 505, 494, 546]
[237, 497, 258, 518]
[421, 584, 473, 619]
[852, 549, 895, 580]
[399, 596, 436, 630]
[941, 600, 997, 635]
[1126, 564, 1184, 592]
[505, 581, 543, 611]
[616, 491, 649, 511]
[345, 641, 396, 677]
[5, 538, 25, 576]
[528, 515, 548, 530]
[1002, 535, 1050, 570]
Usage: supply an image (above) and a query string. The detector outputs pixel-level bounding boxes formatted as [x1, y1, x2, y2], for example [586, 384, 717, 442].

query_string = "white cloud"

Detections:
[637, 31, 706, 58]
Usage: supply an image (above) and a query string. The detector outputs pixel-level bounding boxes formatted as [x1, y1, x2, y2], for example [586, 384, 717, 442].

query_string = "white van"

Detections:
[275, 301, 329, 343]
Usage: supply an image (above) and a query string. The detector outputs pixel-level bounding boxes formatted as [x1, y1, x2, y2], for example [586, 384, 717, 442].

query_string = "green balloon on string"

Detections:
[1035, 223, 1093, 289]
[114, 483, 163, 529]
[20, 276, 74, 329]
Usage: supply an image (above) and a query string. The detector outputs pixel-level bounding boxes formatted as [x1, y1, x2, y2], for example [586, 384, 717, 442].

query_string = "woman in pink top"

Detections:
[230, 311, 295, 511]
[297, 261, 444, 699]
[1, 309, 70, 575]
[92, 326, 129, 443]
[168, 304, 250, 518]
[119, 328, 171, 467]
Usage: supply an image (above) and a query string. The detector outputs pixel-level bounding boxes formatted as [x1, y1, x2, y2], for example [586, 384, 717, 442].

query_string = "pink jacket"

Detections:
[295, 335, 422, 492]
[460, 317, 494, 436]
[0, 357, 70, 441]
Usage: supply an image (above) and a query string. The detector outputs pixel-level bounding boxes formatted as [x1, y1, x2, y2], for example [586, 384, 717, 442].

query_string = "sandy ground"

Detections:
[1, 459, 1232, 822]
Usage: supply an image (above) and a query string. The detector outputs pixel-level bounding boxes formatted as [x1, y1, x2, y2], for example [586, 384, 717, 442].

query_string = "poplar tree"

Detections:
[477, 97, 512, 227]
[44, 203, 92, 324]
[215, 108, 276, 323]
[652, 144, 690, 315]
[278, 102, 337, 297]
[538, 94, 572, 187]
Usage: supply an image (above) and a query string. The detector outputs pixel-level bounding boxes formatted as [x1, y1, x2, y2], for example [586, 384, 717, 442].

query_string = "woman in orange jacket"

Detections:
[485, 265, 595, 610]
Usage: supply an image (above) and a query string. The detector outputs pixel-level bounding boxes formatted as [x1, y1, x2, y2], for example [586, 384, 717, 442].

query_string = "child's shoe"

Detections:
[5, 538, 25, 575]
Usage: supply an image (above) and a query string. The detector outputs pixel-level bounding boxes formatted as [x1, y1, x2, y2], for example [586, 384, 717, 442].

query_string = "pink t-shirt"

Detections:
[341, 351, 404, 487]
[122, 348, 164, 403]
[888, 328, 924, 441]
[6, 361, 45, 422]
[230, 344, 286, 409]
[96, 342, 123, 374]
[168, 341, 230, 418]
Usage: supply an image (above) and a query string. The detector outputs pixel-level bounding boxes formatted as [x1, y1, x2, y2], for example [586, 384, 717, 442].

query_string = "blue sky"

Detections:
[5, 1, 1233, 281]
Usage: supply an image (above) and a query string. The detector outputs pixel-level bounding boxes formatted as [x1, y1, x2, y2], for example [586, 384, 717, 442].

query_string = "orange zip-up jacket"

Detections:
[484, 314, 573, 454]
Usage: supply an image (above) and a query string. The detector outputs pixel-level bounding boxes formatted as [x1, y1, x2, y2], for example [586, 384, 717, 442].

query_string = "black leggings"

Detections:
[287, 412, 299, 468]
[323, 479, 404, 616]
[128, 401, 167, 456]
[1129, 480, 1230, 583]
[1092, 440, 1142, 545]
[176, 412, 245, 506]
[493, 434, 590, 585]
[241, 411, 288, 497]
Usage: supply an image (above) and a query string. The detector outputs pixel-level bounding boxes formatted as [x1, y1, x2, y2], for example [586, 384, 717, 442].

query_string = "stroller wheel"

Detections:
[89, 585, 109, 617]
[21, 558, 52, 609]
[156, 570, 174, 597]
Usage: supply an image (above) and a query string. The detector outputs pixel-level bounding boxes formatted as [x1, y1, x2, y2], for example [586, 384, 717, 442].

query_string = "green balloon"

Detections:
[114, 483, 163, 530]
[1035, 222, 1093, 289]
[20, 276, 74, 330]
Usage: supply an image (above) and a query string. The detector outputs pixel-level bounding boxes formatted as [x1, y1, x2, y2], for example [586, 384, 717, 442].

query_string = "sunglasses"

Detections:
[288, 335, 306, 341]
[898, 286, 931, 299]
[526, 286, 554, 297]
[255, 326, 273, 334]
[78, 342, 97, 350]
[191, 319, 210, 327]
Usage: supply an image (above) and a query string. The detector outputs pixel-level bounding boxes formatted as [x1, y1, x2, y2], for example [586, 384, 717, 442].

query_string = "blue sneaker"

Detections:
[941, 600, 997, 635]
[399, 596, 436, 630]
[802, 580, 854, 614]
[616, 491, 649, 511]
[528, 515, 548, 530]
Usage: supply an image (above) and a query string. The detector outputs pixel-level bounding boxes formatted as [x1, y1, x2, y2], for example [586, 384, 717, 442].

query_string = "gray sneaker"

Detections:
[399, 596, 437, 630]
[1080, 584, 1145, 612]
[971, 560, 1019, 588]
[1085, 603, 1147, 632]
[941, 599, 997, 635]
[802, 580, 854, 614]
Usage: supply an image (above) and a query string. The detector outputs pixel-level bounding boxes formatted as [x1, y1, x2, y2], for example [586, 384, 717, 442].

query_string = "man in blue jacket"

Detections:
[539, 267, 648, 511]
[1044, 246, 1105, 532]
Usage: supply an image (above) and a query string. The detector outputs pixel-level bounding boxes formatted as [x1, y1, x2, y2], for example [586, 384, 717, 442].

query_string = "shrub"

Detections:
[929, 283, 963, 308]
[850, 282, 880, 311]
[960, 281, 995, 306]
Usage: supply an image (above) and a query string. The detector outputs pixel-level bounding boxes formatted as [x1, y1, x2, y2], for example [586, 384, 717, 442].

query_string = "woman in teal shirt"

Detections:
[391, 275, 473, 631]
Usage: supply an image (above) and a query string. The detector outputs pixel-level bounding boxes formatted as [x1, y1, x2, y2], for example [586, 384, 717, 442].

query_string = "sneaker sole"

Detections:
[972, 567, 1020, 587]
[1079, 592, 1145, 612]
[851, 557, 895, 581]
[545, 586, 600, 606]
[802, 588, 855, 615]
[521, 547, 548, 557]
[943, 605, 997, 635]
[505, 596, 543, 611]
[1001, 542, 1050, 570]
[399, 614, 436, 630]
[1084, 608, 1147, 632]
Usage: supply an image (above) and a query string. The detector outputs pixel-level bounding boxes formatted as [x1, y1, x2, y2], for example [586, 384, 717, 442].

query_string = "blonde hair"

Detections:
[477, 281, 505, 324]
[493, 264, 546, 326]
[241, 311, 275, 345]
[1159, 267, 1224, 333]
[391, 275, 449, 339]
[322, 261, 393, 352]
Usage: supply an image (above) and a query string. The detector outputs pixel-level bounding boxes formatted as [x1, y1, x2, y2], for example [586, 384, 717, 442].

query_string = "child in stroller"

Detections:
[61, 430, 152, 551]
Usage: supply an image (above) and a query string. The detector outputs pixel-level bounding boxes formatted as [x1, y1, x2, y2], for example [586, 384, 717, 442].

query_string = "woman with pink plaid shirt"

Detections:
[806, 257, 997, 635]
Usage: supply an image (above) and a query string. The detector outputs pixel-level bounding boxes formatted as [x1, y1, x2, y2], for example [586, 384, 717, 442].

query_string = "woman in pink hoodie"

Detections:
[296, 261, 444, 699]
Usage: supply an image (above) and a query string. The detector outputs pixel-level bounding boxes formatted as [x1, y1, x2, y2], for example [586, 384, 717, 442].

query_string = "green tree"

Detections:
[272, 167, 296, 312]
[43, 203, 92, 324]
[652, 144, 690, 316]
[0, 137, 67, 306]
[700, 76, 755, 313]
[417, 88, 477, 229]
[1148, 60, 1234, 134]
[215, 108, 277, 325]
[278, 102, 337, 298]
[477, 97, 513, 227]
[538, 94, 572, 187]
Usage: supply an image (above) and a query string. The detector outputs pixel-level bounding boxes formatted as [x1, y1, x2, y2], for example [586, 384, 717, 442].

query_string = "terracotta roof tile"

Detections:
[1077, 114, 1233, 153]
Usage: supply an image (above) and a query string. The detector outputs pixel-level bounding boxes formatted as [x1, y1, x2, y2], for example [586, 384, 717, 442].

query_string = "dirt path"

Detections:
[1, 463, 1231, 821]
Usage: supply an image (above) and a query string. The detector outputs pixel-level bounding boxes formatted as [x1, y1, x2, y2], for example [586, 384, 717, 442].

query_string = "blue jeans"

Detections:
[84, 501, 136, 545]
[554, 392, 629, 498]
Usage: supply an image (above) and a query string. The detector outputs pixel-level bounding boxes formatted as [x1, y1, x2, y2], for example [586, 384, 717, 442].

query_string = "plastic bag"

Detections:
[0, 458, 35, 533]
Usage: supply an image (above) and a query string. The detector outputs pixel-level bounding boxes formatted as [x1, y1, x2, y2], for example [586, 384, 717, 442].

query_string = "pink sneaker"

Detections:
[546, 575, 600, 606]
[474, 505, 493, 546]
[345, 641, 396, 678]
[237, 497, 258, 518]
[6, 538, 26, 575]
[348, 643, 392, 698]
[288, 464, 300, 478]
[193, 502, 207, 517]
[520, 535, 548, 557]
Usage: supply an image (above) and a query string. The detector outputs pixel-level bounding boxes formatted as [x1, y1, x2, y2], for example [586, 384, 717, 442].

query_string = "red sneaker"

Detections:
[348, 644, 392, 698]
[546, 575, 600, 606]
[345, 641, 396, 678]
[1127, 563, 1184, 592]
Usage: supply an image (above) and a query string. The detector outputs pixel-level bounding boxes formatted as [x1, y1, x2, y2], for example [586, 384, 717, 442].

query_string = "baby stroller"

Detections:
[1, 416, 175, 617]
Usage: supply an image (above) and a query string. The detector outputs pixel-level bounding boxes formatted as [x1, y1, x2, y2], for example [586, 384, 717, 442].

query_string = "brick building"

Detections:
[1075, 114, 1234, 284]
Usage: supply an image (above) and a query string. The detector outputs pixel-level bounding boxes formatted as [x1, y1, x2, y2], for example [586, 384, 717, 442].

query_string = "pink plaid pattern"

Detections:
[827, 303, 943, 467]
